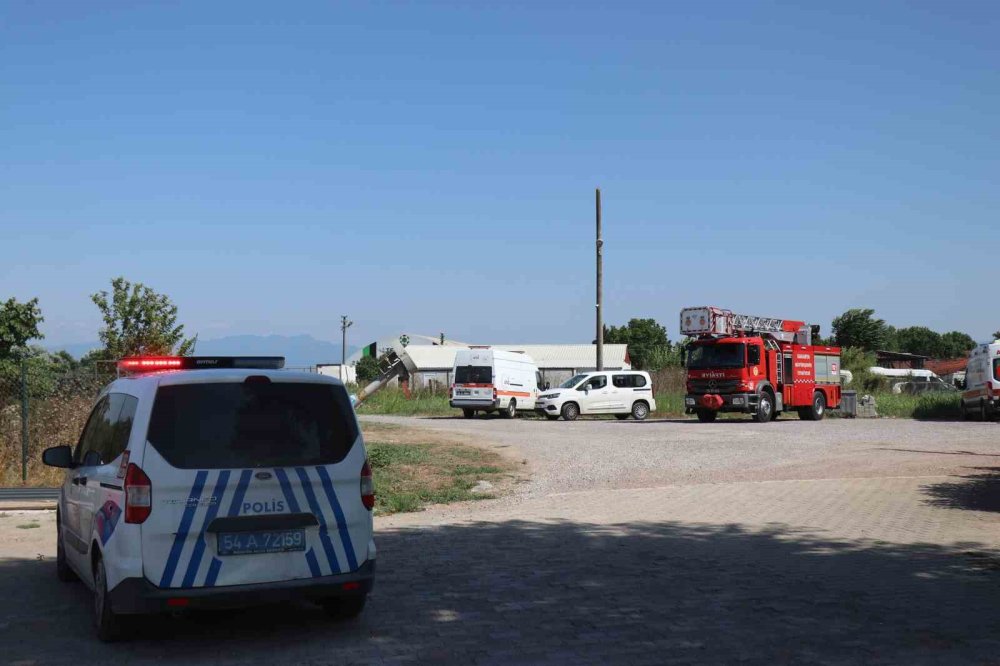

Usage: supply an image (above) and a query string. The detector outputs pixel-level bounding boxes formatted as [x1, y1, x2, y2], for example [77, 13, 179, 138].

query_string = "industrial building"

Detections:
[339, 334, 630, 389]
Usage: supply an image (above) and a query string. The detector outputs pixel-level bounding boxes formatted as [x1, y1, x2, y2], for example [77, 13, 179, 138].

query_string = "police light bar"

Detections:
[117, 356, 285, 372]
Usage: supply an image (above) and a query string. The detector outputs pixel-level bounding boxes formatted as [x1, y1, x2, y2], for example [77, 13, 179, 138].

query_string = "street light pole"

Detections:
[596, 188, 604, 371]
[340, 315, 353, 382]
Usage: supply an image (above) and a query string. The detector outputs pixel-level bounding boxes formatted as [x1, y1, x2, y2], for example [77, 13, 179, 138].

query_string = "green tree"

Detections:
[830, 309, 890, 351]
[0, 297, 44, 359]
[604, 318, 673, 370]
[894, 326, 943, 358]
[90, 277, 196, 359]
[992, 330, 1000, 341]
[355, 355, 380, 384]
[940, 331, 976, 358]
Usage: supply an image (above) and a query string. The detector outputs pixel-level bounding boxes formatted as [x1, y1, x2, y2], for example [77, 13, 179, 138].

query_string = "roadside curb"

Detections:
[0, 501, 56, 511]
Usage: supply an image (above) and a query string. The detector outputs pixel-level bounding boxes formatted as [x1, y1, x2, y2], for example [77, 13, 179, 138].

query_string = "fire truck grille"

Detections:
[688, 379, 741, 394]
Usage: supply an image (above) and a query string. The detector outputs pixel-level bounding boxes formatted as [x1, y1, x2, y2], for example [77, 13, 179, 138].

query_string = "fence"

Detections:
[0, 360, 116, 486]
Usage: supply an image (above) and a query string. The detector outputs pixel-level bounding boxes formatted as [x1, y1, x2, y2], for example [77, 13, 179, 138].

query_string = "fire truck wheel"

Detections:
[753, 391, 775, 423]
[696, 410, 717, 423]
[809, 391, 826, 421]
[561, 402, 580, 421]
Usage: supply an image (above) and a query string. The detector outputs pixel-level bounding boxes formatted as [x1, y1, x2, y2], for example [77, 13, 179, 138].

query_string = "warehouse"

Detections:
[344, 336, 630, 389]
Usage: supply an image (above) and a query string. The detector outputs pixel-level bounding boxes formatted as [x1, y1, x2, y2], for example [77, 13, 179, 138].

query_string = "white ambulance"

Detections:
[961, 341, 1000, 420]
[449, 347, 541, 418]
[42, 356, 375, 641]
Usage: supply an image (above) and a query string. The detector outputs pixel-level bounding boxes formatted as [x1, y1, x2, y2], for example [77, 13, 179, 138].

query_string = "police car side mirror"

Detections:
[42, 445, 74, 469]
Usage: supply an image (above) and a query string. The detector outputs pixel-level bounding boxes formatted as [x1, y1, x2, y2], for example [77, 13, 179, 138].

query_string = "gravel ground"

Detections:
[364, 415, 1000, 499]
[5, 416, 1000, 664]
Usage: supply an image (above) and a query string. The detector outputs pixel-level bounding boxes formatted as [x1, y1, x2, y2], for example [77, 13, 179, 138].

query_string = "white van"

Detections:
[450, 348, 541, 418]
[961, 342, 1000, 420]
[534, 370, 656, 421]
[42, 356, 375, 641]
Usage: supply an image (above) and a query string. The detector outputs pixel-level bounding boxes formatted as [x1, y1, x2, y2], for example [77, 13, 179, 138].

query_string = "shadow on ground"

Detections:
[923, 467, 1000, 513]
[5, 519, 1000, 665]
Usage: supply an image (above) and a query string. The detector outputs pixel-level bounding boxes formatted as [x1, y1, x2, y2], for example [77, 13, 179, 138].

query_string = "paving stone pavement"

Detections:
[4, 418, 1000, 664]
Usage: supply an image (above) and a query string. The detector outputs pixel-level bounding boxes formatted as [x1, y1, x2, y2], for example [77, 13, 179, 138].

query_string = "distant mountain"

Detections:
[47, 334, 351, 369]
[193, 335, 350, 369]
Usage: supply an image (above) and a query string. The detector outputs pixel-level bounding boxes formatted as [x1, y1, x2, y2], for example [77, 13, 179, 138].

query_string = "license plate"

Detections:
[456, 389, 471, 395]
[732, 397, 745, 405]
[218, 529, 305, 556]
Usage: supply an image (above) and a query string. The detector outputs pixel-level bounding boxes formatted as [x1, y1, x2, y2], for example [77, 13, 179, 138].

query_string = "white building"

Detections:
[345, 334, 630, 389]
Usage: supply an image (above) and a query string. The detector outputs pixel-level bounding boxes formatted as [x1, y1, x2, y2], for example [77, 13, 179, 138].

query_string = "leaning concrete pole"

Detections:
[596, 187, 604, 371]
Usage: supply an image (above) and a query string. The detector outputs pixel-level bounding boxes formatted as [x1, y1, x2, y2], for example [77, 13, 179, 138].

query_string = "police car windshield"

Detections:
[146, 381, 358, 469]
[559, 374, 589, 389]
[687, 343, 746, 369]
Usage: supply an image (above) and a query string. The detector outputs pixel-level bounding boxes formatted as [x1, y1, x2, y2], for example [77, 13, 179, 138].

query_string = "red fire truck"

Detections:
[680, 306, 842, 423]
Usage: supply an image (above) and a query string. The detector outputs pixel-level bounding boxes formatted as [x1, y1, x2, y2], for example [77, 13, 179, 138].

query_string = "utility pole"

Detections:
[340, 315, 353, 382]
[596, 188, 604, 371]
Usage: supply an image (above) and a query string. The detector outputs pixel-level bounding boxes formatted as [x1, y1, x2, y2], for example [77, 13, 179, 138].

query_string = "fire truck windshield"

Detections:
[687, 343, 746, 369]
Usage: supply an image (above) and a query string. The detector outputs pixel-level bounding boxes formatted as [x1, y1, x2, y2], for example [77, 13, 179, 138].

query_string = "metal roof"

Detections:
[399, 344, 630, 371]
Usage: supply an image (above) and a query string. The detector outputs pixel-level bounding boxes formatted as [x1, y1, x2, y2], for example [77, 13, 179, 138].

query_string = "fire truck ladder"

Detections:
[729, 313, 787, 333]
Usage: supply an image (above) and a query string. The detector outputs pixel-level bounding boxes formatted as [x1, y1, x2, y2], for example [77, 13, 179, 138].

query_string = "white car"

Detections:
[42, 356, 376, 641]
[535, 370, 656, 421]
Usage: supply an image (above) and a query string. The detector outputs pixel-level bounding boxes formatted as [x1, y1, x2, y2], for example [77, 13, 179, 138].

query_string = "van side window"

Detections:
[613, 374, 646, 388]
[579, 375, 607, 390]
[103, 395, 138, 464]
[75, 396, 116, 466]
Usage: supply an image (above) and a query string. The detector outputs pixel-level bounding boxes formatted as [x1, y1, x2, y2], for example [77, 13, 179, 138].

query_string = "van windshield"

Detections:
[559, 374, 588, 389]
[456, 366, 492, 384]
[687, 343, 746, 369]
[146, 381, 358, 469]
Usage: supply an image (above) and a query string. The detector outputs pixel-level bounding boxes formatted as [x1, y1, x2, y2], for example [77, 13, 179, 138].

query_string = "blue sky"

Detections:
[2, 1, 998, 349]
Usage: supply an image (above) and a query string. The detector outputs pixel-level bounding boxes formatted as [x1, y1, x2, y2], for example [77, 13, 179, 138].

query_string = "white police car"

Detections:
[42, 356, 375, 641]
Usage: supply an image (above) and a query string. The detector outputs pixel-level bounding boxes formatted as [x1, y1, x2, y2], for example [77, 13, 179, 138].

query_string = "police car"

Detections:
[42, 356, 375, 641]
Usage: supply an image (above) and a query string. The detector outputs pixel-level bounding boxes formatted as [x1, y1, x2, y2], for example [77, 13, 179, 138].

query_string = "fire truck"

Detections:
[680, 306, 842, 423]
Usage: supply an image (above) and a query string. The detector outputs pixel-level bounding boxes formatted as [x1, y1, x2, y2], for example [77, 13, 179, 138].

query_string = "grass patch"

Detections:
[366, 439, 516, 515]
[16, 523, 40, 529]
[871, 391, 962, 420]
[355, 388, 453, 417]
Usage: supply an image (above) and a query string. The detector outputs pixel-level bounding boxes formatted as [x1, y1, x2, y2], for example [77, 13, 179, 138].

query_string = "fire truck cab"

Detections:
[680, 306, 842, 423]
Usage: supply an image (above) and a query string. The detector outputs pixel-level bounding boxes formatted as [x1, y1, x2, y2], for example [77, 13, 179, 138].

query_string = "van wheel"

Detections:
[561, 402, 580, 421]
[981, 401, 989, 422]
[696, 410, 717, 423]
[56, 516, 77, 582]
[322, 594, 367, 620]
[752, 391, 775, 423]
[93, 556, 126, 642]
[631, 401, 650, 421]
[545, 414, 560, 421]
[502, 399, 517, 419]
[614, 414, 630, 420]
[462, 409, 475, 419]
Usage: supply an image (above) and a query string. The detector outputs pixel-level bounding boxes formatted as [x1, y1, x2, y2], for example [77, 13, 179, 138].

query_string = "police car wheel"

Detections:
[55, 518, 77, 582]
[93, 557, 126, 642]
[321, 594, 367, 619]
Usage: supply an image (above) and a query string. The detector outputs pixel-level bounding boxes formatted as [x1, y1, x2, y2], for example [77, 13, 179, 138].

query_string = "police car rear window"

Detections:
[146, 381, 358, 469]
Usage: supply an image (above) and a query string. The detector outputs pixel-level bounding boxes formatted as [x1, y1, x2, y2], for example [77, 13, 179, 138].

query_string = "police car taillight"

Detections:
[360, 459, 375, 511]
[124, 463, 152, 524]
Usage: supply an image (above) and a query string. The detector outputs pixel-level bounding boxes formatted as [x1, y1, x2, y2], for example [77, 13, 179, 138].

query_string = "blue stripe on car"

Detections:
[294, 467, 341, 574]
[274, 468, 301, 513]
[159, 471, 208, 588]
[204, 558, 223, 587]
[227, 470, 253, 517]
[315, 465, 358, 571]
[181, 470, 230, 588]
[304, 548, 322, 577]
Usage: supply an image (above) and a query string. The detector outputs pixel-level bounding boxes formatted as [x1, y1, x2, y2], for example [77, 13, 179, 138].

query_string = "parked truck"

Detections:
[680, 306, 842, 423]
